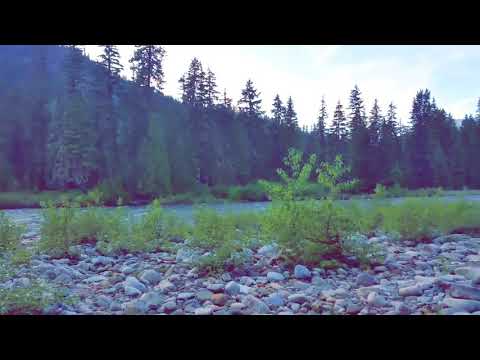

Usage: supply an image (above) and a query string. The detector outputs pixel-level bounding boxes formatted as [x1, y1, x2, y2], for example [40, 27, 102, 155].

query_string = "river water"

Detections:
[3, 195, 480, 242]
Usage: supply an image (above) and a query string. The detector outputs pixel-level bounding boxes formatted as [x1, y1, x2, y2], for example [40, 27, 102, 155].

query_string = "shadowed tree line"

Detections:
[0, 45, 479, 198]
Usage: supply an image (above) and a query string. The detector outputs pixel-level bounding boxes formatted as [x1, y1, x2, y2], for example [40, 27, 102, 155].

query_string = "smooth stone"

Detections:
[243, 295, 270, 314]
[399, 285, 423, 297]
[221, 273, 232, 282]
[267, 271, 285, 282]
[294, 265, 312, 280]
[140, 270, 162, 285]
[196, 290, 214, 302]
[442, 297, 480, 313]
[94, 295, 111, 308]
[265, 293, 285, 309]
[288, 293, 308, 304]
[124, 300, 147, 315]
[345, 303, 363, 315]
[211, 293, 228, 306]
[177, 292, 195, 301]
[257, 244, 279, 257]
[162, 301, 177, 314]
[225, 281, 240, 296]
[155, 279, 176, 293]
[120, 265, 136, 275]
[207, 283, 225, 293]
[290, 303, 301, 312]
[110, 302, 122, 311]
[91, 256, 114, 267]
[124, 286, 142, 297]
[434, 234, 471, 244]
[367, 292, 387, 307]
[84, 275, 107, 284]
[124, 276, 147, 293]
[230, 302, 246, 315]
[194, 307, 213, 315]
[449, 284, 480, 301]
[140, 292, 164, 309]
[355, 272, 379, 287]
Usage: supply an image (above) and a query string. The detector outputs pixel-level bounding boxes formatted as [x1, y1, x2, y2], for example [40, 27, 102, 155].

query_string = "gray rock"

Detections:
[311, 276, 329, 288]
[91, 256, 114, 267]
[449, 284, 480, 301]
[155, 279, 176, 293]
[265, 293, 285, 309]
[94, 295, 112, 308]
[125, 286, 142, 297]
[110, 302, 122, 311]
[243, 295, 270, 314]
[177, 292, 195, 301]
[442, 297, 480, 313]
[162, 301, 177, 314]
[207, 283, 225, 293]
[230, 302, 246, 315]
[14, 277, 31, 288]
[84, 275, 107, 284]
[355, 272, 378, 287]
[221, 273, 232, 282]
[239, 285, 252, 295]
[399, 285, 423, 297]
[225, 281, 240, 296]
[290, 303, 301, 312]
[124, 276, 147, 293]
[140, 270, 162, 285]
[124, 300, 148, 315]
[140, 291, 164, 309]
[194, 307, 213, 315]
[196, 290, 214, 302]
[288, 293, 309, 304]
[434, 234, 471, 244]
[294, 265, 312, 280]
[267, 271, 285, 282]
[257, 244, 279, 257]
[345, 303, 363, 315]
[120, 265, 136, 275]
[393, 302, 412, 315]
[367, 292, 387, 307]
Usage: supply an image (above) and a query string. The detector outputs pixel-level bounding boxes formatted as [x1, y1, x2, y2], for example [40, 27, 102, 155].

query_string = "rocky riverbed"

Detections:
[3, 233, 480, 315]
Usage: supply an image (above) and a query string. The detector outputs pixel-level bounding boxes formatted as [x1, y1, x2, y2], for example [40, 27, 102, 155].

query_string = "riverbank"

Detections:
[3, 186, 480, 210]
[2, 233, 480, 315]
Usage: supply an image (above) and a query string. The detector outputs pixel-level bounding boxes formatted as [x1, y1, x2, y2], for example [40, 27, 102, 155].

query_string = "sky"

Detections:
[84, 45, 480, 128]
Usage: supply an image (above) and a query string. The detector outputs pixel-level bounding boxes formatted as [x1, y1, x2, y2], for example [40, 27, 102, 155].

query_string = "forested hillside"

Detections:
[0, 45, 479, 199]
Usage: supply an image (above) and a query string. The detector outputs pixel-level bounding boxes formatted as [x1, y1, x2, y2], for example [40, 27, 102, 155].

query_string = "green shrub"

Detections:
[227, 182, 268, 202]
[0, 213, 25, 253]
[190, 207, 248, 272]
[373, 184, 387, 199]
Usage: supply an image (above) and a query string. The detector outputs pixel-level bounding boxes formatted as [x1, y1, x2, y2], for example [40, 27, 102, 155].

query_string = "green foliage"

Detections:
[0, 213, 25, 253]
[373, 183, 387, 199]
[227, 182, 268, 202]
[317, 155, 359, 199]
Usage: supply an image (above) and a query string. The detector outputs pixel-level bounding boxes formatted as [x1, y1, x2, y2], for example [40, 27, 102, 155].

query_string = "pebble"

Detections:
[225, 281, 240, 296]
[294, 265, 312, 280]
[211, 293, 228, 306]
[267, 271, 285, 282]
[140, 270, 162, 285]
[243, 295, 270, 314]
[355, 272, 379, 287]
[124, 276, 147, 293]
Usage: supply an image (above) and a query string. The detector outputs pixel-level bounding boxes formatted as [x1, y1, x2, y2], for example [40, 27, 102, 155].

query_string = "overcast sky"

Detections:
[84, 45, 480, 128]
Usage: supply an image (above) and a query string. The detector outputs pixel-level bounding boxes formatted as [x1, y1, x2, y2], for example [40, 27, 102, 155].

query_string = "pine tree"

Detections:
[368, 99, 382, 185]
[238, 79, 263, 118]
[130, 45, 166, 94]
[222, 88, 233, 110]
[271, 94, 285, 125]
[179, 57, 204, 107]
[204, 68, 219, 108]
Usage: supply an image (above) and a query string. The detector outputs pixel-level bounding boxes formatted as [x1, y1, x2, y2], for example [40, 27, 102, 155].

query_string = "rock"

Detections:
[459, 267, 480, 285]
[434, 234, 471, 244]
[239, 285, 251, 295]
[176, 248, 199, 263]
[257, 244, 279, 257]
[196, 290, 214, 302]
[84, 275, 107, 284]
[230, 302, 246, 315]
[120, 265, 136, 275]
[221, 273, 232, 282]
[367, 292, 387, 307]
[243, 295, 270, 314]
[355, 272, 378, 287]
[91, 256, 114, 267]
[94, 295, 112, 309]
[311, 276, 329, 288]
[207, 283, 225, 293]
[225, 281, 240, 296]
[140, 270, 162, 285]
[239, 276, 256, 286]
[265, 293, 285, 309]
[267, 271, 285, 282]
[442, 297, 480, 313]
[162, 301, 177, 314]
[14, 277, 31, 288]
[294, 265, 312, 280]
[290, 303, 301, 312]
[155, 279, 176, 293]
[449, 284, 480, 301]
[177, 292, 195, 301]
[110, 302, 122, 311]
[194, 307, 213, 315]
[124, 300, 147, 315]
[393, 302, 412, 315]
[125, 286, 142, 297]
[140, 291, 164, 309]
[211, 293, 228, 306]
[124, 276, 147, 293]
[452, 311, 472, 315]
[288, 293, 308, 304]
[399, 285, 423, 297]
[345, 303, 363, 315]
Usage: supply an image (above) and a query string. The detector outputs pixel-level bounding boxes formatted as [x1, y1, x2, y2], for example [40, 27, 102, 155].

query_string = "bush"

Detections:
[227, 182, 268, 202]
[0, 213, 25, 253]
[190, 207, 249, 272]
